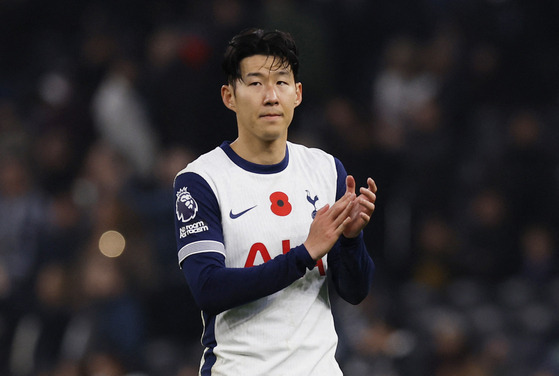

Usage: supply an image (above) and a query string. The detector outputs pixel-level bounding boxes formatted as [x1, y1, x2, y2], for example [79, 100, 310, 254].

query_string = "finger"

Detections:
[346, 175, 356, 195]
[337, 215, 352, 233]
[360, 186, 377, 203]
[359, 212, 371, 223]
[328, 192, 355, 218]
[332, 199, 354, 228]
[357, 198, 376, 214]
[315, 204, 330, 216]
[367, 178, 377, 193]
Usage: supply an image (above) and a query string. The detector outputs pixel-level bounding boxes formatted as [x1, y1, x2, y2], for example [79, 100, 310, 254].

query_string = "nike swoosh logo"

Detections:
[229, 205, 257, 219]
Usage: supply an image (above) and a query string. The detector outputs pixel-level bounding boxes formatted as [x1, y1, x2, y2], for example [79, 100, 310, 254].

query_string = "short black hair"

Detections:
[222, 28, 299, 85]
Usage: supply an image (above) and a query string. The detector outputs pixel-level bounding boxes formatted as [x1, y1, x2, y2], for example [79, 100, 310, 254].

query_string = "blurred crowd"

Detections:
[1, 0, 559, 375]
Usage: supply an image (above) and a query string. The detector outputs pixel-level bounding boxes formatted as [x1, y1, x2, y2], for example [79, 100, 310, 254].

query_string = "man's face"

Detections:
[221, 54, 302, 145]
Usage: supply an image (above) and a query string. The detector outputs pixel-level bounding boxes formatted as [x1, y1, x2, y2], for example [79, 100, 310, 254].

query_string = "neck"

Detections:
[230, 138, 287, 165]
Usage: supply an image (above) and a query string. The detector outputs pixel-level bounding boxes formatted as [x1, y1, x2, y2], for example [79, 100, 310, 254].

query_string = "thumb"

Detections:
[346, 175, 356, 195]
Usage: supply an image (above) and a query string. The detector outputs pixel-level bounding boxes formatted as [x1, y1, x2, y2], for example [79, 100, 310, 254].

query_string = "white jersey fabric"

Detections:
[175, 141, 344, 376]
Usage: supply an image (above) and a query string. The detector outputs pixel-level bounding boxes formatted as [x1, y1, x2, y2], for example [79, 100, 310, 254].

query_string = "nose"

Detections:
[263, 84, 279, 105]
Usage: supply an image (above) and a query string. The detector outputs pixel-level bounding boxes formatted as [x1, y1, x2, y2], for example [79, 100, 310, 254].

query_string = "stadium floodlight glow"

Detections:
[98, 230, 126, 258]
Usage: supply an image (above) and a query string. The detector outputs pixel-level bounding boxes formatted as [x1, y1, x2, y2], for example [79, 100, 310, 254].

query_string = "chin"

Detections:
[260, 134, 284, 143]
[259, 128, 287, 140]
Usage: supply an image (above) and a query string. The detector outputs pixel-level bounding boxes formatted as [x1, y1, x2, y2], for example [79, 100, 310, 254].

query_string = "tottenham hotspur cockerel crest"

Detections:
[176, 187, 198, 223]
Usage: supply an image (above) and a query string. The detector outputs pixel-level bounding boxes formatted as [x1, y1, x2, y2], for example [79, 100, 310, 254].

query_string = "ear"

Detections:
[294, 82, 303, 107]
[221, 84, 236, 112]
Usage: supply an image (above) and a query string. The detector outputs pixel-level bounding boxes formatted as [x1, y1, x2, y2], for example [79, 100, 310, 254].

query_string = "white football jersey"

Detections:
[175, 141, 344, 376]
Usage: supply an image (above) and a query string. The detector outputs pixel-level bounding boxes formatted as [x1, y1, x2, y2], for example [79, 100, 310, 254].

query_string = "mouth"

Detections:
[260, 113, 282, 119]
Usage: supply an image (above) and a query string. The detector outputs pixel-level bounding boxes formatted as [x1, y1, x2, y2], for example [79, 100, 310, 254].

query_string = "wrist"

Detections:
[303, 241, 320, 261]
[299, 244, 320, 269]
[340, 231, 363, 245]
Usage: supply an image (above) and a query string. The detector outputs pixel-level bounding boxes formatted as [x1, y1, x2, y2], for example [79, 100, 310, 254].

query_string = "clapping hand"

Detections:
[342, 176, 377, 239]
[304, 175, 377, 260]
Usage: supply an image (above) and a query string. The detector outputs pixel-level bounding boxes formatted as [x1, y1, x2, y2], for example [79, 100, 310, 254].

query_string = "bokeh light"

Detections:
[98, 230, 126, 258]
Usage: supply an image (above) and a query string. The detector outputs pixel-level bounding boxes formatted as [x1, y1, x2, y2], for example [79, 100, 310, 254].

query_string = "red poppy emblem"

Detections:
[270, 191, 292, 216]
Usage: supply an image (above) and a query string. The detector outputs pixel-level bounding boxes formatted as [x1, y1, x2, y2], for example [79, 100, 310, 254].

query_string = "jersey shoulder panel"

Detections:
[175, 146, 233, 189]
[174, 147, 230, 264]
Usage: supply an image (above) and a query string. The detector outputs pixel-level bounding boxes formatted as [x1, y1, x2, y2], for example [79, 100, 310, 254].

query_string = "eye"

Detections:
[249, 81, 261, 86]
[277, 81, 288, 86]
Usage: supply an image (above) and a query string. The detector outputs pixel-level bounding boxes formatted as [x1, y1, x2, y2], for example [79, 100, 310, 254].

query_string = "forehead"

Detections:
[240, 54, 293, 77]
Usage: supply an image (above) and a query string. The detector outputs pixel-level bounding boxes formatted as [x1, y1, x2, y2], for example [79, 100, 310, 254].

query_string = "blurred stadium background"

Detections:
[1, 0, 558, 375]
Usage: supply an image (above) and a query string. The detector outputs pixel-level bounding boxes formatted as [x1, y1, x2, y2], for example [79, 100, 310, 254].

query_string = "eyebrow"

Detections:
[245, 70, 291, 79]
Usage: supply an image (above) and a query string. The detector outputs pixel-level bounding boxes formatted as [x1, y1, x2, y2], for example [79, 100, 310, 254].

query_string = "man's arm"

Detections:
[326, 159, 376, 304]
[328, 233, 375, 304]
[181, 245, 315, 316]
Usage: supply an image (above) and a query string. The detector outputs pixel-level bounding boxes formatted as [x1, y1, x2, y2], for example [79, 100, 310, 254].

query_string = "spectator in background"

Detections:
[518, 223, 557, 285]
[0, 153, 48, 299]
[412, 213, 460, 290]
[499, 110, 558, 226]
[0, 153, 50, 374]
[66, 246, 146, 371]
[92, 58, 159, 179]
[9, 262, 72, 375]
[371, 35, 438, 151]
[456, 186, 517, 281]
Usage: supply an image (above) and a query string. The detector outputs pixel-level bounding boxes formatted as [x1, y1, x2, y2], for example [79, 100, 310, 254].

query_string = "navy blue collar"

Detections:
[220, 141, 289, 174]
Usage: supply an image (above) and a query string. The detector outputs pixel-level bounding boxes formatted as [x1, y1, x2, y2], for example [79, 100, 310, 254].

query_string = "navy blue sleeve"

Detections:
[174, 172, 223, 257]
[182, 245, 316, 316]
[328, 157, 375, 304]
[334, 157, 346, 201]
[328, 234, 375, 304]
